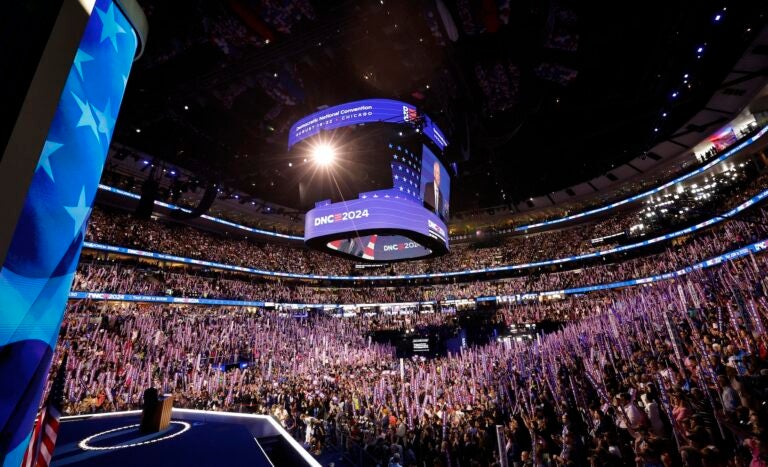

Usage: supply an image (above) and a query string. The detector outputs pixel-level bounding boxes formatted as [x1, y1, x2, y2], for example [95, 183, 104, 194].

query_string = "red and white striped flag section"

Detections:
[22, 352, 67, 467]
[21, 410, 44, 467]
[21, 404, 61, 467]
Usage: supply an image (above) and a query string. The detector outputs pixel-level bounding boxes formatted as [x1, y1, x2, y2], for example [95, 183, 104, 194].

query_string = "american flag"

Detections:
[22, 352, 67, 467]
[402, 106, 419, 123]
[389, 144, 422, 201]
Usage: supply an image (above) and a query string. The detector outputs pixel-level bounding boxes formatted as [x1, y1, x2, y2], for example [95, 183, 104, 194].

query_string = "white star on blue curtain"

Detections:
[92, 99, 115, 136]
[96, 3, 127, 51]
[71, 92, 100, 142]
[73, 49, 94, 80]
[64, 187, 91, 237]
[37, 140, 63, 181]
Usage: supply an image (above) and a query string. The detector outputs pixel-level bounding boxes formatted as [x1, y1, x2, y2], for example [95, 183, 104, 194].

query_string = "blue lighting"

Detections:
[83, 187, 768, 281]
[714, 14, 722, 22]
[697, 46, 704, 53]
[96, 124, 768, 255]
[97, 185, 303, 240]
[70, 237, 768, 306]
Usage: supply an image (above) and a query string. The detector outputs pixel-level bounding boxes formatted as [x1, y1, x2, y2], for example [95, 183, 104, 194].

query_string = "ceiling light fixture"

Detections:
[311, 143, 336, 166]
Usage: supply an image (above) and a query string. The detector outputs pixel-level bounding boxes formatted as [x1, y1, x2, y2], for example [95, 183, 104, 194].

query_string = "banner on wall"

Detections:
[0, 1, 141, 464]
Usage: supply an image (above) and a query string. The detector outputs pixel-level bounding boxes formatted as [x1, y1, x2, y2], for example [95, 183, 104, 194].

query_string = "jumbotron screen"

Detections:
[420, 145, 450, 222]
[299, 100, 450, 262]
[288, 98, 448, 151]
[304, 195, 449, 262]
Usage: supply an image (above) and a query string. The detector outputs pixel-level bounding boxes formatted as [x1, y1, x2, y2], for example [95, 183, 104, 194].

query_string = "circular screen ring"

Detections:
[304, 198, 449, 262]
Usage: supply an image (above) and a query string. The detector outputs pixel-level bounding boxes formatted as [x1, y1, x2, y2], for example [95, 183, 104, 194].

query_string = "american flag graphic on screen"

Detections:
[402, 105, 419, 122]
[390, 143, 421, 202]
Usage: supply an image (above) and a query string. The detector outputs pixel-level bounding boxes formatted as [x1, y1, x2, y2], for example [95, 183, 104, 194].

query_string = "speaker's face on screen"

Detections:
[434, 162, 440, 186]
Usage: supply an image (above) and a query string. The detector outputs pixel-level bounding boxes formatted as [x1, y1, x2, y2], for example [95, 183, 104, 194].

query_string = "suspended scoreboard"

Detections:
[295, 99, 450, 262]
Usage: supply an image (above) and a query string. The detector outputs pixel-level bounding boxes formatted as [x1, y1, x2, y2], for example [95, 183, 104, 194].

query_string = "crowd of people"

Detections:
[451, 162, 766, 243]
[85, 207, 352, 275]
[470, 132, 764, 236]
[81, 202, 764, 288]
[72, 263, 431, 304]
[74, 208, 768, 306]
[84, 163, 768, 280]
[51, 245, 768, 466]
[56, 139, 768, 466]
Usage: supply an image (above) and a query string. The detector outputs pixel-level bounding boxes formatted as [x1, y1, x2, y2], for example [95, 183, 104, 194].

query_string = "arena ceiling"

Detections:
[110, 0, 767, 212]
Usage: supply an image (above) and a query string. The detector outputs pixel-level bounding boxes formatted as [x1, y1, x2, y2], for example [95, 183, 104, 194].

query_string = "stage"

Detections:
[51, 409, 320, 467]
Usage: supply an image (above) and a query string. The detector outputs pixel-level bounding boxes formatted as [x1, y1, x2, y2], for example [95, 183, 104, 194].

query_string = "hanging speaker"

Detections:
[134, 177, 158, 219]
[169, 182, 218, 220]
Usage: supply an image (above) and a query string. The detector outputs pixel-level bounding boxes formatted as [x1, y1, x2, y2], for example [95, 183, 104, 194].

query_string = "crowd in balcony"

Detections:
[85, 162, 768, 280]
[74, 207, 767, 307]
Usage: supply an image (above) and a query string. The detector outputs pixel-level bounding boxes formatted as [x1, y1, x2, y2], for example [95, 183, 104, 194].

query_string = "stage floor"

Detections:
[51, 409, 318, 467]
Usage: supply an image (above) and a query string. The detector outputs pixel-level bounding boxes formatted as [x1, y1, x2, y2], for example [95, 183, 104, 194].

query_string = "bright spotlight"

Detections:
[312, 144, 336, 166]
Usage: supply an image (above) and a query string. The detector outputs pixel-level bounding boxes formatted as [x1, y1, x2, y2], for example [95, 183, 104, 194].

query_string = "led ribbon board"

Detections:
[304, 197, 449, 261]
[69, 238, 768, 307]
[288, 99, 448, 151]
[98, 184, 304, 240]
[84, 185, 768, 278]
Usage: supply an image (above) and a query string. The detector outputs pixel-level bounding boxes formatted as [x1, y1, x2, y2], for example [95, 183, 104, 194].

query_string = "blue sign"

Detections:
[0, 1, 139, 464]
[67, 292, 265, 307]
[288, 99, 448, 151]
[325, 234, 434, 261]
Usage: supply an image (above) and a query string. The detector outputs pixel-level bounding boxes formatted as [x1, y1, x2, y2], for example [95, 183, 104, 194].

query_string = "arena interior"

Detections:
[3, 1, 768, 466]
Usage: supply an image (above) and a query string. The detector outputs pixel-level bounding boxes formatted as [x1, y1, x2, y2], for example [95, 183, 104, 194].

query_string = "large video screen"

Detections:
[328, 234, 433, 261]
[387, 142, 450, 222]
[288, 99, 448, 151]
[304, 197, 449, 262]
[297, 100, 451, 262]
[419, 145, 450, 221]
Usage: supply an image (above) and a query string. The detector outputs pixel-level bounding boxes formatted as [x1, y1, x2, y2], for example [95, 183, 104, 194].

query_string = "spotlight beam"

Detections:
[311, 143, 336, 166]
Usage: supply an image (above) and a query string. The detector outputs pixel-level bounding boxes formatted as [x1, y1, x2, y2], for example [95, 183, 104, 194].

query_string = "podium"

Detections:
[140, 388, 174, 433]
